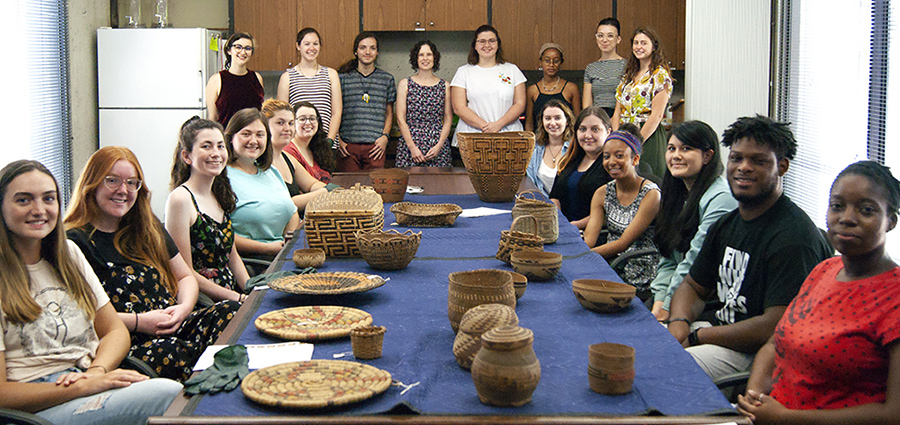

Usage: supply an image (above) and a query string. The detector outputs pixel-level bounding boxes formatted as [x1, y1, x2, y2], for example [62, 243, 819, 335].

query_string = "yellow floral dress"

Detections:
[615, 66, 673, 176]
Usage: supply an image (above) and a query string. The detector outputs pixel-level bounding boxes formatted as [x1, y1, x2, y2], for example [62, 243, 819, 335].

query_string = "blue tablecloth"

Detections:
[188, 194, 733, 417]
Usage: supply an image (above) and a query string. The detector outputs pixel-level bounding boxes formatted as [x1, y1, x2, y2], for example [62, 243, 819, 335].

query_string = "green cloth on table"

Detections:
[243, 267, 317, 293]
[184, 345, 250, 395]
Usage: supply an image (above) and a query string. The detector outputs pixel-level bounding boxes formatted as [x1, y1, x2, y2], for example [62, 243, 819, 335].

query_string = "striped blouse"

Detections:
[287, 66, 334, 134]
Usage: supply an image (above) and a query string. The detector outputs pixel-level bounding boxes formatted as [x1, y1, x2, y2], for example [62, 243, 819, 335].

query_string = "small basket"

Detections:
[304, 183, 385, 257]
[355, 229, 422, 270]
[496, 215, 544, 264]
[370, 168, 409, 203]
[512, 190, 559, 244]
[292, 226, 326, 268]
[391, 202, 463, 227]
[350, 325, 386, 359]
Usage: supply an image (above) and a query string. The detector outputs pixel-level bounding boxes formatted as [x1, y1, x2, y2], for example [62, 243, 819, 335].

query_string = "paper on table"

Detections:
[459, 207, 510, 218]
[193, 341, 314, 371]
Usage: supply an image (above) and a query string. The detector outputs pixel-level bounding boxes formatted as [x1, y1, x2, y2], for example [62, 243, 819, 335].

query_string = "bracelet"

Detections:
[664, 317, 691, 326]
[381, 132, 389, 138]
[87, 365, 108, 374]
[687, 329, 701, 347]
[132, 312, 139, 333]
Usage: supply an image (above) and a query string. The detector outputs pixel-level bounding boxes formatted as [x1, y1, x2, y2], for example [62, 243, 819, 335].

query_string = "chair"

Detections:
[243, 257, 272, 278]
[120, 355, 158, 378]
[714, 371, 750, 403]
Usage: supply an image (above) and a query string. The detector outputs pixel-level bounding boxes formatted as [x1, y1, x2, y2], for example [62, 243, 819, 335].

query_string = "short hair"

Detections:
[468, 24, 505, 65]
[834, 160, 900, 215]
[225, 108, 274, 171]
[409, 40, 441, 71]
[721, 114, 797, 161]
[597, 17, 621, 34]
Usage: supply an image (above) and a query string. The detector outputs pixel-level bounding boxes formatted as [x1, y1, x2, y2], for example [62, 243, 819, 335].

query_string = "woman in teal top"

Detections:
[650, 121, 737, 321]
[225, 108, 300, 260]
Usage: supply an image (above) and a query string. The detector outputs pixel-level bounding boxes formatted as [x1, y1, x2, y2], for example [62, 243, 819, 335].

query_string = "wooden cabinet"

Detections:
[492, 0, 613, 71]
[617, 0, 686, 69]
[363, 0, 487, 32]
[234, 0, 358, 71]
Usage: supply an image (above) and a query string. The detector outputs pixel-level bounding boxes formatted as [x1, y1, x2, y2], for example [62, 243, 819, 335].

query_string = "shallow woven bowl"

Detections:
[510, 251, 562, 281]
[390, 202, 463, 227]
[355, 229, 422, 270]
[292, 248, 325, 268]
[572, 279, 636, 313]
[509, 271, 528, 299]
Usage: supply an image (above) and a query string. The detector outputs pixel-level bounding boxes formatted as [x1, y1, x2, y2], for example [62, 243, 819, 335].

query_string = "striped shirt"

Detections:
[339, 68, 396, 145]
[287, 66, 334, 133]
[584, 59, 626, 109]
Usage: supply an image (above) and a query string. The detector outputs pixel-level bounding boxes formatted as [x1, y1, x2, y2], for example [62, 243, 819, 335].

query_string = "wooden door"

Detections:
[233, 0, 296, 71]
[491, 0, 551, 70]
[424, 0, 489, 31]
[297, 0, 361, 69]
[551, 0, 614, 70]
[363, 0, 427, 31]
[616, 0, 686, 69]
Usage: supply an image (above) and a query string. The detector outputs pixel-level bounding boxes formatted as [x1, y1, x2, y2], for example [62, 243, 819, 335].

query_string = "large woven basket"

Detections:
[496, 215, 544, 264]
[355, 229, 422, 270]
[512, 190, 559, 244]
[457, 132, 535, 203]
[304, 183, 384, 257]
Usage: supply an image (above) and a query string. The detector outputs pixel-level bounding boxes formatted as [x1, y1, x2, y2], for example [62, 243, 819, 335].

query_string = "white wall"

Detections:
[69, 0, 109, 178]
[684, 0, 770, 137]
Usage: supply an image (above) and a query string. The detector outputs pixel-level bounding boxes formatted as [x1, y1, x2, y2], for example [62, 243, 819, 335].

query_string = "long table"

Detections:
[154, 169, 748, 425]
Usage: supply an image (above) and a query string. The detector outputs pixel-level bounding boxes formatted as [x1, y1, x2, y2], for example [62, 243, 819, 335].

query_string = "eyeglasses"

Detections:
[103, 176, 142, 192]
[232, 44, 254, 53]
[595, 33, 616, 39]
[476, 38, 498, 46]
[542, 58, 562, 65]
[295, 116, 317, 124]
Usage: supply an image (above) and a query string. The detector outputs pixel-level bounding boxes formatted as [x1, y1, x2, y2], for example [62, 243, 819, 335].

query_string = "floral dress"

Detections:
[604, 180, 661, 292]
[67, 227, 239, 382]
[615, 67, 674, 176]
[396, 79, 450, 167]
[183, 186, 236, 291]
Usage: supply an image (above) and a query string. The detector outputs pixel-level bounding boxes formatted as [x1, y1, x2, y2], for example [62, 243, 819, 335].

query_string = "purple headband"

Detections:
[606, 131, 642, 155]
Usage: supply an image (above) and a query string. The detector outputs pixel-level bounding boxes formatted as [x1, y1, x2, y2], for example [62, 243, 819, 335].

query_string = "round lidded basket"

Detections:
[350, 325, 387, 359]
[457, 132, 535, 203]
[471, 325, 541, 407]
[355, 229, 422, 270]
[497, 215, 544, 264]
[452, 303, 519, 369]
[369, 168, 409, 203]
[447, 269, 516, 333]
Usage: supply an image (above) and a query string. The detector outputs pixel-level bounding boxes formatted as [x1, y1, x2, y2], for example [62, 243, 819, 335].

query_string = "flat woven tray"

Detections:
[241, 360, 392, 409]
[268, 272, 386, 295]
[255, 306, 373, 341]
[390, 202, 463, 227]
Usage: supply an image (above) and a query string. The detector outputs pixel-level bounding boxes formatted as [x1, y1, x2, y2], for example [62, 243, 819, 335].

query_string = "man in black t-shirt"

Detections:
[666, 115, 832, 382]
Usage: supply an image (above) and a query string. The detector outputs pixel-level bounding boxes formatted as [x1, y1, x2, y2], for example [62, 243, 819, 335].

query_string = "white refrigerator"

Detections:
[97, 27, 222, 218]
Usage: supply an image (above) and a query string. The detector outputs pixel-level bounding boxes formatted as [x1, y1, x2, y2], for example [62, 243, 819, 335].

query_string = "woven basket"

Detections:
[512, 190, 559, 244]
[304, 183, 384, 257]
[457, 132, 535, 202]
[355, 229, 422, 270]
[370, 168, 409, 203]
[496, 215, 544, 264]
[350, 326, 387, 359]
[447, 269, 516, 333]
[390, 202, 463, 227]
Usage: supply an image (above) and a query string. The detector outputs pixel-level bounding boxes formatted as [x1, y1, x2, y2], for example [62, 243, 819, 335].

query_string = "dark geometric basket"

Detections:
[457, 132, 535, 202]
[304, 183, 384, 257]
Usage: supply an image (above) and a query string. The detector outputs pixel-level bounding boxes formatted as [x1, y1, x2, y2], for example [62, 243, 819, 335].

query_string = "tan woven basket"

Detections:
[304, 183, 385, 257]
[350, 325, 387, 359]
[390, 202, 463, 227]
[370, 168, 409, 203]
[457, 132, 535, 203]
[512, 190, 559, 244]
[355, 229, 422, 270]
[496, 215, 544, 263]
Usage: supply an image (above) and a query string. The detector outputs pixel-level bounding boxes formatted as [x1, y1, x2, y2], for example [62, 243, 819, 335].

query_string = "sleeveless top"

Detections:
[283, 142, 332, 183]
[287, 66, 334, 134]
[604, 180, 660, 290]
[214, 69, 264, 127]
[532, 81, 572, 126]
[281, 152, 302, 197]
[183, 186, 236, 291]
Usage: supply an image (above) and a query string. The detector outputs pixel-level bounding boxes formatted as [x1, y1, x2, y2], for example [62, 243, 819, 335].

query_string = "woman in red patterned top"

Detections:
[738, 160, 900, 424]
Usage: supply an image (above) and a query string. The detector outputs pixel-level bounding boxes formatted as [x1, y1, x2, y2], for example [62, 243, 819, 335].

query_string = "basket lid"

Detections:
[306, 183, 384, 215]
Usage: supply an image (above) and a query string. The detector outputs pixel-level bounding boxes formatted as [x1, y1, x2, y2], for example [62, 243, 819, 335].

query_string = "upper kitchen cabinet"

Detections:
[363, 0, 488, 31]
[492, 0, 613, 71]
[617, 0, 686, 69]
[233, 0, 358, 71]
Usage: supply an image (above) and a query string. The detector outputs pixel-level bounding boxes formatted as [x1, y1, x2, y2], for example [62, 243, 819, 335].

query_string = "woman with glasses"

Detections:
[583, 18, 626, 118]
[450, 25, 526, 148]
[525, 43, 580, 132]
[285, 101, 336, 184]
[65, 147, 239, 381]
[205, 32, 264, 127]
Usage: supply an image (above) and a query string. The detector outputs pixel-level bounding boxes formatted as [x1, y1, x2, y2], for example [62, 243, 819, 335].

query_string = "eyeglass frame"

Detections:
[231, 44, 254, 53]
[102, 176, 142, 192]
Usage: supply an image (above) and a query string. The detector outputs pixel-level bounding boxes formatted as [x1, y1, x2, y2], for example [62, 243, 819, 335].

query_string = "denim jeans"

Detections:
[31, 369, 182, 425]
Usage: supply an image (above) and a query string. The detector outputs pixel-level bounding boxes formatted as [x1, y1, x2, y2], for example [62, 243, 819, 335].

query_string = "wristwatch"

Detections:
[687, 329, 701, 347]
